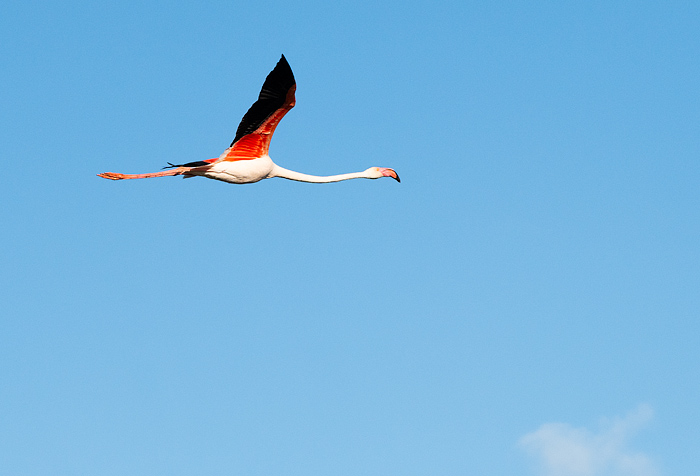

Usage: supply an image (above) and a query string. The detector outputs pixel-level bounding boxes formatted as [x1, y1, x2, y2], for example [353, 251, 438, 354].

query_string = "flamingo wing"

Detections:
[219, 55, 296, 162]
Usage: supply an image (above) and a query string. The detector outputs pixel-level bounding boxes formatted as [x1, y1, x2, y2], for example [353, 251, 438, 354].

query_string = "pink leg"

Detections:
[97, 167, 190, 180]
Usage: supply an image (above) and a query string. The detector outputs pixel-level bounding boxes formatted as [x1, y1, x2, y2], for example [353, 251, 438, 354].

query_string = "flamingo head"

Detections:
[366, 167, 400, 182]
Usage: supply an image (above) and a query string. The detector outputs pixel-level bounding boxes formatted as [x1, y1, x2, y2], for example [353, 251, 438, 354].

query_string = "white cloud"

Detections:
[519, 404, 658, 476]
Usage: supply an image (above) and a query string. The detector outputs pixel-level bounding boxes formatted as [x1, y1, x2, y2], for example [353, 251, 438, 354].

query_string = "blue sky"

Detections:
[1, 1, 699, 474]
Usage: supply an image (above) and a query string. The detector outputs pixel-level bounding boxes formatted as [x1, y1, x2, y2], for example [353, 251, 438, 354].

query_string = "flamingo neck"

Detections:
[270, 165, 368, 183]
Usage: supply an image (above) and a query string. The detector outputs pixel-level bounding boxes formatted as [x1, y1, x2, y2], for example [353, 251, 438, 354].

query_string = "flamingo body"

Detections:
[197, 155, 275, 184]
[98, 55, 399, 185]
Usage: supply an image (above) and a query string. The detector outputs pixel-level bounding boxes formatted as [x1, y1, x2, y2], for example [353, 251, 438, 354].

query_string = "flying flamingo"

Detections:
[98, 55, 399, 185]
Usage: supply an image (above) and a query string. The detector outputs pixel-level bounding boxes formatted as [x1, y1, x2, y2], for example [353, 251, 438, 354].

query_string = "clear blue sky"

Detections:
[1, 1, 698, 475]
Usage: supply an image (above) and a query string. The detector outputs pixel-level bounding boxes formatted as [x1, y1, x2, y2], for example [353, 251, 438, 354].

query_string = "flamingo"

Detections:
[98, 55, 399, 185]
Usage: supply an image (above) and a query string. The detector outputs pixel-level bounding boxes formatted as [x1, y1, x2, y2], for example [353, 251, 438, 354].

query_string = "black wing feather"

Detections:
[230, 55, 296, 147]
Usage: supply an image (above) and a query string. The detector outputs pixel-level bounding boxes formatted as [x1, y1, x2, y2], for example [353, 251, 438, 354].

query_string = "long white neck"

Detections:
[269, 164, 369, 183]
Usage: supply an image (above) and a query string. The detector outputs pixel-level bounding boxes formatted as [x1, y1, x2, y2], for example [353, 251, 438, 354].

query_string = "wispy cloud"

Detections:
[519, 404, 658, 476]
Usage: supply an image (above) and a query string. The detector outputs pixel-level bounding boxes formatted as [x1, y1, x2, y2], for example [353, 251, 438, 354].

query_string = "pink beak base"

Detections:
[379, 168, 400, 182]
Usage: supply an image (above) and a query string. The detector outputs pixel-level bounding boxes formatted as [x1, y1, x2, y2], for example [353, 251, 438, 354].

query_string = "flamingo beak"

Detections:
[380, 168, 400, 182]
